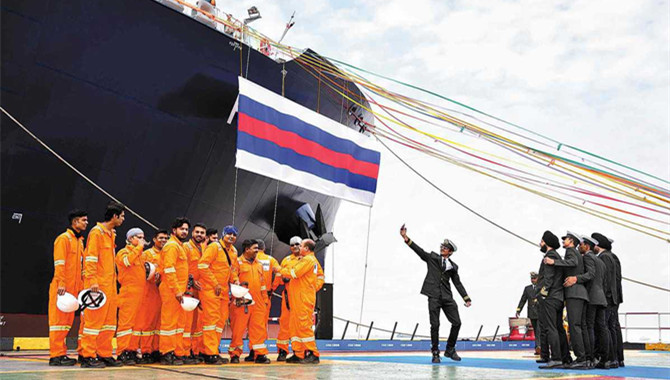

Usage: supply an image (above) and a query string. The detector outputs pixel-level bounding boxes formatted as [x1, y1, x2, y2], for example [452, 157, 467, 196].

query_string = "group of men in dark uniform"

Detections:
[526, 230, 625, 370]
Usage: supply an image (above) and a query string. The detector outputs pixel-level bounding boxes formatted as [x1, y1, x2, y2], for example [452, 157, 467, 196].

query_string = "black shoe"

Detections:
[255, 355, 271, 364]
[137, 354, 153, 364]
[97, 356, 123, 367]
[204, 355, 226, 365]
[151, 351, 161, 363]
[618, 361, 625, 368]
[244, 349, 255, 362]
[276, 350, 288, 362]
[160, 352, 184, 366]
[191, 353, 204, 364]
[301, 351, 320, 364]
[608, 360, 619, 369]
[595, 360, 611, 369]
[77, 355, 85, 365]
[181, 355, 198, 365]
[536, 358, 549, 363]
[444, 347, 461, 362]
[539, 360, 563, 369]
[118, 351, 137, 366]
[431, 353, 441, 363]
[286, 354, 302, 363]
[569, 360, 589, 369]
[80, 357, 106, 368]
[49, 356, 77, 366]
[230, 356, 240, 364]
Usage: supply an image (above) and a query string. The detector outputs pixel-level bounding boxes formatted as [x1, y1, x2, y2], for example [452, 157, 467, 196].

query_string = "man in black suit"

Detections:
[516, 272, 541, 355]
[573, 235, 610, 369]
[537, 231, 568, 369]
[610, 238, 625, 367]
[543, 231, 590, 369]
[400, 224, 471, 364]
[592, 233, 622, 369]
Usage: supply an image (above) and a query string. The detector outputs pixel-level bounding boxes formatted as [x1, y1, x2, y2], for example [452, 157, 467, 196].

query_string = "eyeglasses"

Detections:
[290, 243, 300, 247]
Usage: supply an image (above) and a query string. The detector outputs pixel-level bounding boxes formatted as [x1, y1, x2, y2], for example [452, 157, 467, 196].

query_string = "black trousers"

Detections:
[586, 304, 610, 362]
[605, 304, 624, 363]
[539, 298, 565, 361]
[530, 318, 540, 349]
[428, 297, 461, 353]
[566, 298, 586, 362]
[580, 303, 591, 361]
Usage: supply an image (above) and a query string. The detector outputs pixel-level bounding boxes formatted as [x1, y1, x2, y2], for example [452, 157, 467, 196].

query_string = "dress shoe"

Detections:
[444, 347, 461, 361]
[539, 360, 564, 369]
[536, 358, 549, 363]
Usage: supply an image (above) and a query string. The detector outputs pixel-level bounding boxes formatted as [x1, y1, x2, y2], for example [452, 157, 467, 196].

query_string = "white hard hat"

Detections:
[56, 292, 79, 312]
[145, 262, 156, 280]
[244, 292, 254, 306]
[78, 289, 107, 310]
[230, 283, 249, 298]
[181, 296, 200, 311]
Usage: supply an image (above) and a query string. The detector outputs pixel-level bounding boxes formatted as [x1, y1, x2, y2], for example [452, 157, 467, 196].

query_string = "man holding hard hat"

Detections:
[48, 209, 88, 366]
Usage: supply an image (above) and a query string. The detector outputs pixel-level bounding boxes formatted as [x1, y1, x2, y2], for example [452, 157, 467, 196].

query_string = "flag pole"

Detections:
[357, 205, 373, 337]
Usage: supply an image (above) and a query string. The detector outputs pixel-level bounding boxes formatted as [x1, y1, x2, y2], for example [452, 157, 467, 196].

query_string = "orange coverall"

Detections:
[183, 239, 205, 355]
[159, 235, 189, 356]
[198, 241, 238, 355]
[256, 250, 280, 345]
[229, 256, 268, 357]
[48, 229, 84, 358]
[81, 223, 118, 358]
[275, 253, 299, 353]
[134, 247, 162, 354]
[280, 252, 323, 359]
[115, 244, 146, 353]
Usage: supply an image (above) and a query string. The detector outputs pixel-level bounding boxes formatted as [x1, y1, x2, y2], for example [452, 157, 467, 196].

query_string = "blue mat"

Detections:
[327, 355, 670, 379]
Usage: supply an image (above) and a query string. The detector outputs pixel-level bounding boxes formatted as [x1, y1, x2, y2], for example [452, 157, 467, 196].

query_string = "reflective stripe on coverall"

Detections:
[198, 240, 238, 355]
[115, 244, 146, 353]
[48, 229, 84, 358]
[229, 256, 268, 357]
[184, 240, 205, 354]
[276, 254, 299, 353]
[159, 235, 189, 355]
[281, 252, 320, 358]
[81, 223, 118, 358]
[134, 247, 162, 354]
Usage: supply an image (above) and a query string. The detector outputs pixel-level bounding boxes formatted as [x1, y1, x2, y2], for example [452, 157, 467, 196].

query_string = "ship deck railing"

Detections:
[154, 0, 303, 64]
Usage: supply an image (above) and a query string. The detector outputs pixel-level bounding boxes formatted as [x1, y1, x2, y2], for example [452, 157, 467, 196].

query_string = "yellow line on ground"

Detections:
[511, 375, 600, 380]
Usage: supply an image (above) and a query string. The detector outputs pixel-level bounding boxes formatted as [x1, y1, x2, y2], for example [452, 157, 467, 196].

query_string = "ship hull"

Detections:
[1, 0, 370, 335]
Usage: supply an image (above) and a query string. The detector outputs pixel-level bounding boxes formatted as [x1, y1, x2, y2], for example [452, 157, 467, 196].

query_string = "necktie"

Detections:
[442, 258, 446, 271]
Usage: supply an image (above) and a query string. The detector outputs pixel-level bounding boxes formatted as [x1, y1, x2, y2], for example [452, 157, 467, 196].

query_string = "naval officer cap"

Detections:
[561, 231, 582, 243]
[581, 235, 599, 247]
[440, 239, 457, 252]
[530, 271, 538, 278]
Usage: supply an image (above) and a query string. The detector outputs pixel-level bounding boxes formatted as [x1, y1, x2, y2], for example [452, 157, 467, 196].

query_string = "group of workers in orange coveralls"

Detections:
[47, 202, 325, 368]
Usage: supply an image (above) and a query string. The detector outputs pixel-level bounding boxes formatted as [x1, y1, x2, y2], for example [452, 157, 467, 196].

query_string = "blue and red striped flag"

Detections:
[235, 77, 381, 206]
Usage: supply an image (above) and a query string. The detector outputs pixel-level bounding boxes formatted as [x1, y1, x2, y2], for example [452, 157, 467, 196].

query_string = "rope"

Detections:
[232, 167, 238, 225]
[245, 35, 251, 78]
[270, 180, 279, 255]
[358, 206, 373, 336]
[375, 132, 670, 292]
[1, 107, 159, 230]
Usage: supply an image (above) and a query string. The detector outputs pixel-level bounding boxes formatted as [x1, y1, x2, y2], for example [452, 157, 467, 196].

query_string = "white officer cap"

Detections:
[289, 236, 302, 245]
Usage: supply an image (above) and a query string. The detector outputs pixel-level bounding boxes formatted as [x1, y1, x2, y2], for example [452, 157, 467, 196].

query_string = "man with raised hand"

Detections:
[400, 225, 471, 364]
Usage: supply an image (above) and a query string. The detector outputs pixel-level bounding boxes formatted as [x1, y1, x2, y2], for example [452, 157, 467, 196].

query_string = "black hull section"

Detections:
[1, 0, 371, 320]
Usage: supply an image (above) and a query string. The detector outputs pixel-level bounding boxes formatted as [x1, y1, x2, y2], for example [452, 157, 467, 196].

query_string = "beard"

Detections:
[540, 245, 548, 253]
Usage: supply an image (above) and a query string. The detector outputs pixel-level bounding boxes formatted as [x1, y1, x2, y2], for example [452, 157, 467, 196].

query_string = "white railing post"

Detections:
[624, 313, 628, 342]
[658, 313, 662, 342]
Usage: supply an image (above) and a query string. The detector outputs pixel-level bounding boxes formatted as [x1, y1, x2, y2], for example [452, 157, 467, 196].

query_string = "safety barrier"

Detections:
[154, 0, 301, 63]
[620, 312, 670, 343]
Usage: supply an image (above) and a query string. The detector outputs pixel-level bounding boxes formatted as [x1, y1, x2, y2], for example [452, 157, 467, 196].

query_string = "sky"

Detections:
[215, 0, 670, 342]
